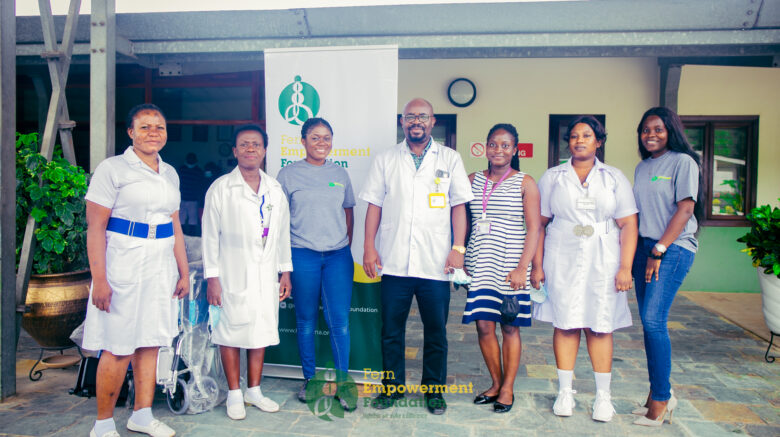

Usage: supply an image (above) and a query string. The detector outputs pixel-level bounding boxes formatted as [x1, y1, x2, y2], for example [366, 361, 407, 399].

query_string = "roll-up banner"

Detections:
[264, 46, 398, 383]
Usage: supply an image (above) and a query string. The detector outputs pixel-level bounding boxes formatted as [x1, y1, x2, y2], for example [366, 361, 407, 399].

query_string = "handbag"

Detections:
[499, 295, 520, 324]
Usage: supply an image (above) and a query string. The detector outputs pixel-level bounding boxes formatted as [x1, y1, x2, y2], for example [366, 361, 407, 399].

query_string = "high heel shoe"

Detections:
[493, 395, 514, 413]
[632, 389, 674, 415]
[633, 396, 677, 427]
[474, 393, 499, 404]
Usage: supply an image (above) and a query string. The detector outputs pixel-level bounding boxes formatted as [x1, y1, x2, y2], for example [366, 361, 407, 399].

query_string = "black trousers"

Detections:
[380, 275, 450, 389]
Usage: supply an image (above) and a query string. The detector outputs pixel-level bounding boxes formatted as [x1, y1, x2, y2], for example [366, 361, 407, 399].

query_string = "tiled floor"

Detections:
[3, 291, 779, 436]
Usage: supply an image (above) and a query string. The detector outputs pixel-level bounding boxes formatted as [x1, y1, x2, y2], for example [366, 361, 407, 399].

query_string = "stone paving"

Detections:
[2, 291, 779, 437]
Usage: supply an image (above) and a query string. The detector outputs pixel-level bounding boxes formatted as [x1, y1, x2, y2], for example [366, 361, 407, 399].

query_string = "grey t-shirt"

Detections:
[277, 159, 355, 251]
[633, 150, 699, 252]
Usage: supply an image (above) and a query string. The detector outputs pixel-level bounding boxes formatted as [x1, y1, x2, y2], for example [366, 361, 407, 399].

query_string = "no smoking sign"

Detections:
[470, 142, 533, 158]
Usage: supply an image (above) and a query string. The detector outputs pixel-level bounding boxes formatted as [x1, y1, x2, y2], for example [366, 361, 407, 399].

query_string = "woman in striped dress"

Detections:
[463, 123, 541, 413]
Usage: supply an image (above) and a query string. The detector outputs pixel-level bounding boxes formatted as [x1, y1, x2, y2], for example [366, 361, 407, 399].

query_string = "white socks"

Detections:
[227, 388, 243, 406]
[557, 368, 574, 392]
[246, 385, 263, 399]
[594, 371, 612, 393]
[93, 418, 116, 437]
[129, 407, 154, 427]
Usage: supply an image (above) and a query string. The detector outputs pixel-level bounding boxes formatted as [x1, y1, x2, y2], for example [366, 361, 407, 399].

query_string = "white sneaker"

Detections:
[226, 399, 247, 420]
[126, 418, 175, 437]
[245, 390, 280, 413]
[90, 429, 120, 437]
[592, 390, 616, 422]
[553, 389, 576, 417]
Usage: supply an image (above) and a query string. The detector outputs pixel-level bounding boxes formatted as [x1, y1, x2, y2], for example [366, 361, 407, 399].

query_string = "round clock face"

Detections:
[448, 78, 476, 107]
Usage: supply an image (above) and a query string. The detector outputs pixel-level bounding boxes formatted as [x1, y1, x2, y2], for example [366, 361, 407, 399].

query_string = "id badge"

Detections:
[576, 197, 596, 211]
[476, 218, 491, 234]
[428, 192, 446, 208]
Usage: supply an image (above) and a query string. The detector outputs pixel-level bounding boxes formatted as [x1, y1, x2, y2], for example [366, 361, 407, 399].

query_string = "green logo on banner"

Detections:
[306, 367, 358, 421]
[278, 75, 320, 125]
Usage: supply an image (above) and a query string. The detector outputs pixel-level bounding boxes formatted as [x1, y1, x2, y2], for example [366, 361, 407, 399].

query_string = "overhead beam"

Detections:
[14, 29, 780, 59]
[1, 0, 17, 401]
[90, 0, 116, 171]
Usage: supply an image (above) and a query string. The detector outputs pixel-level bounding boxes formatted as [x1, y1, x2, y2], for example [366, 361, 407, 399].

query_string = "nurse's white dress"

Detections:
[201, 167, 292, 349]
[82, 147, 181, 356]
[533, 159, 638, 333]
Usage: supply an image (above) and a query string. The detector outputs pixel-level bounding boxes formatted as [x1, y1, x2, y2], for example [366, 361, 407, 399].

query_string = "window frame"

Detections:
[681, 115, 759, 227]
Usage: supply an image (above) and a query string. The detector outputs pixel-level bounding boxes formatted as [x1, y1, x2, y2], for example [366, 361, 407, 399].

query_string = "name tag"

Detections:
[429, 192, 446, 208]
[576, 197, 596, 211]
[476, 218, 491, 234]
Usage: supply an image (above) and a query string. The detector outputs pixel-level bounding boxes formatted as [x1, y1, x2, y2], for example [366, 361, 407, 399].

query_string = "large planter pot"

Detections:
[22, 269, 90, 348]
[758, 268, 780, 363]
[758, 268, 780, 334]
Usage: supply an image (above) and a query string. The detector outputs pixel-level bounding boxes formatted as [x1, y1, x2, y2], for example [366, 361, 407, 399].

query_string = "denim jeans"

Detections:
[290, 246, 354, 379]
[380, 275, 450, 388]
[632, 238, 695, 401]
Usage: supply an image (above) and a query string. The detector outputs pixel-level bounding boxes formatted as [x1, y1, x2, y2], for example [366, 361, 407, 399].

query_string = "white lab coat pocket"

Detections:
[222, 291, 251, 326]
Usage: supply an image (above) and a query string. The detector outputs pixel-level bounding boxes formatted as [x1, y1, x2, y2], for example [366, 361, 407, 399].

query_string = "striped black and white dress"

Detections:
[462, 171, 531, 327]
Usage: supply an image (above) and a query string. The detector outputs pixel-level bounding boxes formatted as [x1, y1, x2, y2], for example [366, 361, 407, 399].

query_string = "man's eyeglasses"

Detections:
[403, 114, 431, 123]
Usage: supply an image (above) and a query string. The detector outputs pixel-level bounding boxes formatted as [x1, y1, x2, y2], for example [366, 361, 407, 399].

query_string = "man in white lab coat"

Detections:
[360, 98, 474, 414]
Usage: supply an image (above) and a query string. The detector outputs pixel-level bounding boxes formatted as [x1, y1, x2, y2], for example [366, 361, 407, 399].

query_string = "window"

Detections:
[682, 116, 758, 226]
[396, 114, 457, 149]
[548, 114, 606, 168]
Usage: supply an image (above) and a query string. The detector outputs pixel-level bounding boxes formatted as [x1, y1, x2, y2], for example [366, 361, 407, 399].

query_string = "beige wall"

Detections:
[398, 57, 660, 181]
[678, 65, 780, 205]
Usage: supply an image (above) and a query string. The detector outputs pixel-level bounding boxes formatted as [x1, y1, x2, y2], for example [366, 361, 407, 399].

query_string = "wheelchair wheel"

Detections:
[166, 377, 190, 415]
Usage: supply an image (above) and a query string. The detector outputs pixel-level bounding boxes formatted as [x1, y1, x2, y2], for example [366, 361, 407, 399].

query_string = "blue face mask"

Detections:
[204, 171, 213, 178]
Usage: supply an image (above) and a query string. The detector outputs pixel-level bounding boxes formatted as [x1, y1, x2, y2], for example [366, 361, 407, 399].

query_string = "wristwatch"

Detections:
[452, 245, 466, 254]
[654, 243, 667, 254]
[649, 249, 665, 260]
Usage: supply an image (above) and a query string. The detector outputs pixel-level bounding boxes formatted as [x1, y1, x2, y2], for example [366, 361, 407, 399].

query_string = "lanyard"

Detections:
[482, 168, 512, 219]
[259, 195, 269, 238]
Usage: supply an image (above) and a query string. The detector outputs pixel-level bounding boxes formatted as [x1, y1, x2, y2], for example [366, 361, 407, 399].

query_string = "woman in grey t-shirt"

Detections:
[631, 107, 703, 427]
[276, 118, 356, 412]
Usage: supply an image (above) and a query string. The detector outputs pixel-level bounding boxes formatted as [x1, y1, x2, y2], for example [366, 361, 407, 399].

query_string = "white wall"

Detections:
[398, 57, 660, 181]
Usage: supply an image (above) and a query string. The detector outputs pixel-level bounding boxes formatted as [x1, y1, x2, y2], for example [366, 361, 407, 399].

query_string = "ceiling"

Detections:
[15, 0, 780, 72]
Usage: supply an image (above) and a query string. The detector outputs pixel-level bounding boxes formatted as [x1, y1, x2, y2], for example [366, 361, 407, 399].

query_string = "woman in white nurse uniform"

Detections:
[202, 124, 292, 420]
[531, 116, 638, 423]
[84, 104, 189, 437]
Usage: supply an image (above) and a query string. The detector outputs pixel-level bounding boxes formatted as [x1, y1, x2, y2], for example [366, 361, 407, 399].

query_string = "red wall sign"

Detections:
[517, 143, 533, 158]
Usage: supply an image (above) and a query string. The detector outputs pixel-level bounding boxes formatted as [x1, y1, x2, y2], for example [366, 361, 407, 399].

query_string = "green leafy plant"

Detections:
[737, 198, 780, 279]
[16, 132, 89, 274]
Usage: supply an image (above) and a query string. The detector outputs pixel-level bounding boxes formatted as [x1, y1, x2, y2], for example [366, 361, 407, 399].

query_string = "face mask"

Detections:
[185, 163, 197, 169]
[204, 171, 213, 178]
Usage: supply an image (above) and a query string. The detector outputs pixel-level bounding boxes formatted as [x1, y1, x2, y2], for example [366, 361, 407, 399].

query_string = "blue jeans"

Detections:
[632, 238, 695, 401]
[290, 246, 354, 379]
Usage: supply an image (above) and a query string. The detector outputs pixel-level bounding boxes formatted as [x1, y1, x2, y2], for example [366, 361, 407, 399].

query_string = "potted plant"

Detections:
[737, 198, 780, 362]
[16, 132, 90, 349]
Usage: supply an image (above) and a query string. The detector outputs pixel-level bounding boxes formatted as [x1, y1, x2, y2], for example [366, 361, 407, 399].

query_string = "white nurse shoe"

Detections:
[553, 389, 576, 417]
[126, 418, 175, 437]
[245, 390, 280, 413]
[591, 390, 616, 422]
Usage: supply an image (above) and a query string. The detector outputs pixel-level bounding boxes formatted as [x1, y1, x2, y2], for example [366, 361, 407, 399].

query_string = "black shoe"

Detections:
[493, 395, 514, 413]
[335, 394, 356, 412]
[371, 391, 404, 410]
[425, 393, 447, 415]
[297, 379, 310, 403]
[474, 393, 499, 405]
